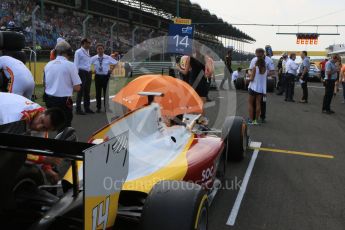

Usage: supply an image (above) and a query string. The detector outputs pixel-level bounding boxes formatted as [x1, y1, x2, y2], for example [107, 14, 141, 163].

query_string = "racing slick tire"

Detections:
[141, 181, 208, 230]
[1, 50, 27, 64]
[221, 116, 248, 162]
[235, 77, 245, 90]
[0, 31, 25, 51]
[267, 78, 275, 93]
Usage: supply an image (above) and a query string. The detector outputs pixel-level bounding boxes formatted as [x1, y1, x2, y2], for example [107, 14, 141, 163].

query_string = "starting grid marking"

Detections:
[227, 141, 261, 226]
[226, 141, 334, 227]
[251, 147, 334, 159]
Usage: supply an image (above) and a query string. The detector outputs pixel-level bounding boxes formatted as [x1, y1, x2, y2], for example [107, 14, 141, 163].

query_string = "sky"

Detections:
[191, 0, 345, 53]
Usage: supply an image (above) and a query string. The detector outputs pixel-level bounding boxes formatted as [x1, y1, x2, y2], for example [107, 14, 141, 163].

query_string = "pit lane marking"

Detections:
[226, 141, 262, 226]
[250, 147, 334, 159]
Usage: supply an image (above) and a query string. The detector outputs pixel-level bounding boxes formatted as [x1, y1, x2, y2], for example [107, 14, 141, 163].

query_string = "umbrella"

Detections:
[113, 75, 203, 117]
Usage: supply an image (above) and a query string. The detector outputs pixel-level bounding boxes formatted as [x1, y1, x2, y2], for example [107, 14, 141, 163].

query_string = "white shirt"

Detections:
[44, 56, 82, 97]
[248, 67, 267, 94]
[249, 56, 275, 72]
[0, 92, 44, 125]
[232, 70, 240, 81]
[286, 58, 299, 76]
[0, 55, 34, 88]
[91, 54, 117, 75]
[74, 47, 91, 71]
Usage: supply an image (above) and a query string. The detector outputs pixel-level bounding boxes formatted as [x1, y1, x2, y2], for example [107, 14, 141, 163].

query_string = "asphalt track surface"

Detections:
[72, 78, 345, 230]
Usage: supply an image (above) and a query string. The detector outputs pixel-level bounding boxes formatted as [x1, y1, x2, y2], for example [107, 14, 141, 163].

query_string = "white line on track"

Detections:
[226, 141, 262, 226]
[72, 95, 115, 106]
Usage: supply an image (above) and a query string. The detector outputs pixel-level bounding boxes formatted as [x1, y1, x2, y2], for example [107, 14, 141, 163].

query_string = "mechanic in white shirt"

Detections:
[285, 53, 298, 102]
[248, 48, 275, 123]
[74, 38, 93, 114]
[0, 55, 35, 99]
[44, 41, 81, 129]
[91, 43, 117, 113]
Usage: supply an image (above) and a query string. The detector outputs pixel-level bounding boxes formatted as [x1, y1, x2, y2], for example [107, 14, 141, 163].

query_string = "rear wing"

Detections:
[0, 133, 93, 160]
[0, 132, 129, 230]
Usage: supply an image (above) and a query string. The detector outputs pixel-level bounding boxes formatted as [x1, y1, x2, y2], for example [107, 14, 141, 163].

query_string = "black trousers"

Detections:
[322, 80, 336, 111]
[45, 94, 73, 129]
[206, 78, 211, 97]
[285, 74, 295, 100]
[261, 97, 266, 120]
[277, 73, 286, 94]
[220, 67, 232, 89]
[301, 82, 308, 101]
[76, 69, 92, 111]
[95, 74, 110, 110]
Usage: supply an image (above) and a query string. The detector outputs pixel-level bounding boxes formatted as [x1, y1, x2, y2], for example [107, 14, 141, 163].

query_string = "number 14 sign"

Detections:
[168, 24, 194, 55]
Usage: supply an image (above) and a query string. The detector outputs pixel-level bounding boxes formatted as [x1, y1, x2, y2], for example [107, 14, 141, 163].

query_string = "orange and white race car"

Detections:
[0, 75, 248, 230]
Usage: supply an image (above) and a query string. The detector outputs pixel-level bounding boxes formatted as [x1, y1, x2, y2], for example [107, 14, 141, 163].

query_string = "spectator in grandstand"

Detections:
[248, 58, 267, 125]
[249, 48, 275, 123]
[285, 53, 298, 102]
[44, 41, 81, 129]
[0, 55, 35, 99]
[91, 43, 118, 113]
[322, 55, 339, 114]
[74, 38, 93, 115]
[220, 49, 233, 90]
[298, 51, 310, 103]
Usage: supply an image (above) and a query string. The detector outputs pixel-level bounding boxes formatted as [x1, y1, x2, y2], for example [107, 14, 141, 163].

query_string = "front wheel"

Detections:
[141, 181, 208, 230]
[222, 116, 248, 161]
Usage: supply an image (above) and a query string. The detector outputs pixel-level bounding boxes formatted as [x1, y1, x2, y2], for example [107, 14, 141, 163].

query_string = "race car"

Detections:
[0, 76, 248, 230]
[88, 76, 249, 228]
[0, 125, 215, 230]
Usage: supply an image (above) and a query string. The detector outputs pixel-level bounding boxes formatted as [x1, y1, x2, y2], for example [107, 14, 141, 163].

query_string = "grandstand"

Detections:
[0, 0, 255, 60]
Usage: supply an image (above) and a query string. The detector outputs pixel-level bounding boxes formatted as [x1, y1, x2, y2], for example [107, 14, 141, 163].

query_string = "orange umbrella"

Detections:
[113, 75, 203, 116]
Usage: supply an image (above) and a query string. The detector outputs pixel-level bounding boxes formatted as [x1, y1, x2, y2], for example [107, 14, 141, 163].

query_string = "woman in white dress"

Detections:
[248, 58, 267, 125]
